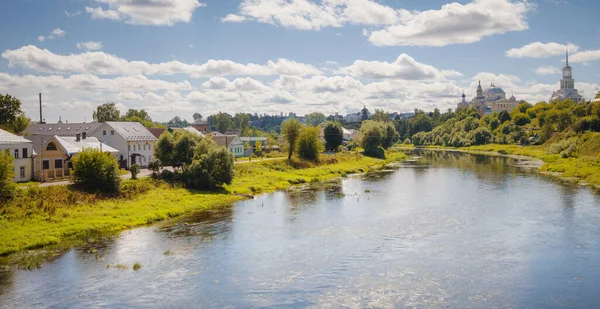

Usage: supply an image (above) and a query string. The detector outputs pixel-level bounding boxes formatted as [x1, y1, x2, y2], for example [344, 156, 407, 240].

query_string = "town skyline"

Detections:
[1, 0, 600, 123]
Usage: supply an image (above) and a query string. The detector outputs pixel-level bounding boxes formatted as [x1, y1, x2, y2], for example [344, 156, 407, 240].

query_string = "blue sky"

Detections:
[1, 0, 599, 123]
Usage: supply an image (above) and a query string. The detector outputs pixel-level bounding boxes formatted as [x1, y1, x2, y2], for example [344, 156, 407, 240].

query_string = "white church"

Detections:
[457, 81, 519, 115]
[549, 51, 584, 103]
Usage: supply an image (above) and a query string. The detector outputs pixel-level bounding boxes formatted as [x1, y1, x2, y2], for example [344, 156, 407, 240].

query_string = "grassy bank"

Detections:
[428, 131, 600, 188]
[0, 151, 407, 266]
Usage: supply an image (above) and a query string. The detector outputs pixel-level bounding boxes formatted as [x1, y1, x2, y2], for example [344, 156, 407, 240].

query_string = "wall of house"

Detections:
[0, 143, 34, 182]
[127, 141, 155, 167]
[34, 140, 69, 181]
[229, 139, 245, 157]
[91, 124, 128, 167]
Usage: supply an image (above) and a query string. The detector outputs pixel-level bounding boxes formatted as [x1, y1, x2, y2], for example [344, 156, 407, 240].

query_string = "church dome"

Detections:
[485, 86, 505, 94]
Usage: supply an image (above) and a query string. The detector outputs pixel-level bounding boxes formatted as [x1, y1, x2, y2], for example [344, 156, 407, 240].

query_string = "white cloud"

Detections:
[2, 45, 322, 77]
[570, 49, 600, 63]
[505, 42, 578, 58]
[85, 0, 206, 26]
[201, 76, 269, 91]
[65, 10, 82, 17]
[76, 41, 103, 51]
[38, 28, 66, 41]
[534, 65, 560, 75]
[227, 0, 399, 30]
[37, 36, 45, 42]
[337, 54, 462, 80]
[368, 0, 533, 46]
[221, 14, 246, 23]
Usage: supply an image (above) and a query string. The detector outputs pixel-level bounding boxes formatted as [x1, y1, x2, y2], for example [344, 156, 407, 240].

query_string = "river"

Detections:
[1, 150, 600, 308]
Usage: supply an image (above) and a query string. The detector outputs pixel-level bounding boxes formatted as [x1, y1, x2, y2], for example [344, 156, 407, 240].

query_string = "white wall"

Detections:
[0, 143, 34, 182]
[90, 123, 155, 168]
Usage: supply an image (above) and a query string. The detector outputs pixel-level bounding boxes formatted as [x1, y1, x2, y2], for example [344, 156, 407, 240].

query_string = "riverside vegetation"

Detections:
[0, 121, 406, 268]
[395, 93, 600, 188]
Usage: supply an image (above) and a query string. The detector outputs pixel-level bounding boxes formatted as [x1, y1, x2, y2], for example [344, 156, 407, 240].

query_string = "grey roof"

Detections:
[24, 135, 47, 154]
[211, 135, 241, 148]
[0, 129, 33, 145]
[240, 137, 267, 142]
[193, 118, 209, 125]
[25, 122, 104, 137]
[56, 136, 119, 155]
[104, 122, 158, 141]
[174, 127, 205, 137]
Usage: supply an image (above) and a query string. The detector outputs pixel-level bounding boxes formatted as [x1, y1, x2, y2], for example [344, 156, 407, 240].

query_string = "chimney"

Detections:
[39, 93, 44, 124]
[82, 132, 87, 140]
[76, 133, 81, 142]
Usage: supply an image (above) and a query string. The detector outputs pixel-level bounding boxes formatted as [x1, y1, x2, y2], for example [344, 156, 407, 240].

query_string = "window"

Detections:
[143, 145, 146, 151]
[54, 159, 63, 169]
[67, 161, 73, 169]
[20, 166, 25, 178]
[22, 148, 28, 158]
[111, 130, 115, 135]
[46, 142, 57, 151]
[128, 144, 131, 151]
[103, 130, 107, 136]
[42, 160, 50, 170]
[14, 149, 19, 159]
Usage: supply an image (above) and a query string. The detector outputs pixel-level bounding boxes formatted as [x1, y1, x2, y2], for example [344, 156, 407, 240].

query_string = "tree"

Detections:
[381, 122, 398, 149]
[214, 112, 233, 133]
[360, 120, 384, 157]
[281, 118, 302, 160]
[297, 126, 322, 161]
[72, 148, 121, 194]
[122, 109, 153, 127]
[0, 94, 30, 134]
[371, 109, 389, 122]
[0, 150, 16, 202]
[167, 116, 190, 128]
[304, 112, 326, 126]
[130, 164, 140, 180]
[254, 140, 263, 156]
[472, 127, 491, 145]
[498, 110, 512, 123]
[233, 113, 250, 134]
[154, 132, 175, 166]
[193, 113, 203, 121]
[185, 147, 234, 189]
[512, 113, 531, 126]
[323, 121, 343, 151]
[93, 102, 121, 122]
[172, 131, 202, 170]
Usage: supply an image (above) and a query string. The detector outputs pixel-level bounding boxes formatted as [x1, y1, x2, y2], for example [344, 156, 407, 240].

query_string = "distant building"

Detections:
[211, 135, 244, 157]
[0, 129, 34, 182]
[191, 118, 210, 133]
[344, 105, 371, 123]
[550, 50, 584, 103]
[457, 81, 519, 115]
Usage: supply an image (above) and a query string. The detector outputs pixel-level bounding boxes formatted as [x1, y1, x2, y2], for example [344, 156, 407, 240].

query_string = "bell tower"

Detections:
[561, 49, 574, 90]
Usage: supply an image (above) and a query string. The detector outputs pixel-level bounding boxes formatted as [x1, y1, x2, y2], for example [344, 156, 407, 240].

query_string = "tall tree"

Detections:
[193, 113, 203, 121]
[0, 150, 16, 202]
[281, 118, 302, 160]
[371, 109, 389, 122]
[323, 121, 343, 151]
[122, 108, 153, 127]
[233, 113, 250, 134]
[0, 94, 30, 134]
[297, 126, 322, 161]
[93, 102, 121, 122]
[304, 112, 326, 126]
[214, 112, 233, 133]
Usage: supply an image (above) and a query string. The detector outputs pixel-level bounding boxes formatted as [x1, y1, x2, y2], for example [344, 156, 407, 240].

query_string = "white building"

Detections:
[550, 51, 584, 103]
[92, 122, 157, 168]
[211, 135, 244, 157]
[0, 128, 34, 182]
[457, 81, 519, 115]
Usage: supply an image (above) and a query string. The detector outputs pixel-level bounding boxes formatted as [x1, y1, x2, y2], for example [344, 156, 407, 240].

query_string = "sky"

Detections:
[1, 0, 599, 123]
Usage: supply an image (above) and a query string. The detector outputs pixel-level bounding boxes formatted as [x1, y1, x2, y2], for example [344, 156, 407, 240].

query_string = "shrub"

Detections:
[360, 120, 384, 155]
[185, 147, 234, 189]
[381, 122, 398, 149]
[297, 126, 322, 161]
[0, 149, 17, 202]
[472, 127, 492, 145]
[72, 149, 121, 194]
[281, 118, 302, 160]
[323, 121, 343, 152]
[512, 113, 531, 126]
[148, 160, 160, 176]
[154, 132, 174, 166]
[130, 164, 139, 180]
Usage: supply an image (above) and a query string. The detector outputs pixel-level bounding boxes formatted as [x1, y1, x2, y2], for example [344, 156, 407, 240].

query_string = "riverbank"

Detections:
[407, 133, 600, 189]
[0, 151, 407, 268]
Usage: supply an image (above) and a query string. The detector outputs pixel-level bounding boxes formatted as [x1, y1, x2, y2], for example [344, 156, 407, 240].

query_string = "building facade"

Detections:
[457, 81, 519, 115]
[0, 129, 34, 182]
[550, 51, 584, 103]
[91, 122, 157, 168]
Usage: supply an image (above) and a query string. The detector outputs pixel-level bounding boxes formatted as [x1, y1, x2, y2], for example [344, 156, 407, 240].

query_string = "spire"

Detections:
[566, 48, 569, 67]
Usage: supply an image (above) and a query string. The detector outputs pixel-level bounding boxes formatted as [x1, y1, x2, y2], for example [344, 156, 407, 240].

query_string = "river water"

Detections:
[1, 150, 600, 308]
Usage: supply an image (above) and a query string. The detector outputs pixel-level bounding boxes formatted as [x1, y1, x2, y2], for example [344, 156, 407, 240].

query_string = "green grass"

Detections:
[133, 262, 142, 270]
[0, 150, 407, 265]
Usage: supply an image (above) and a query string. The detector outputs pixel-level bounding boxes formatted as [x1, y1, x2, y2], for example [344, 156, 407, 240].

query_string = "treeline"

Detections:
[399, 93, 600, 147]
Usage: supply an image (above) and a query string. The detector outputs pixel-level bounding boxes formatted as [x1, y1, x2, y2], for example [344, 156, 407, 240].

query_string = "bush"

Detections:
[323, 121, 343, 152]
[154, 132, 174, 166]
[185, 147, 234, 189]
[512, 113, 531, 126]
[72, 149, 121, 194]
[130, 164, 140, 180]
[360, 120, 384, 154]
[148, 160, 160, 176]
[297, 126, 322, 161]
[0, 149, 17, 202]
[472, 127, 492, 145]
[382, 122, 398, 149]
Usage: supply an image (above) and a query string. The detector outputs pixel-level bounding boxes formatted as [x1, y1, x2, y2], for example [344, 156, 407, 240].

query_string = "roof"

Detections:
[173, 127, 205, 137]
[25, 123, 104, 136]
[211, 135, 241, 148]
[55, 136, 119, 155]
[240, 137, 267, 142]
[104, 122, 158, 141]
[147, 128, 167, 139]
[0, 128, 33, 145]
[193, 118, 209, 125]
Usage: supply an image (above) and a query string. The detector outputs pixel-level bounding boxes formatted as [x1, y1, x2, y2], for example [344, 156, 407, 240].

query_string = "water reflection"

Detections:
[1, 150, 600, 308]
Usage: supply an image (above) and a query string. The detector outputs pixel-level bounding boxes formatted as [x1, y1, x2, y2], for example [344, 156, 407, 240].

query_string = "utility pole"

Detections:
[39, 93, 44, 124]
